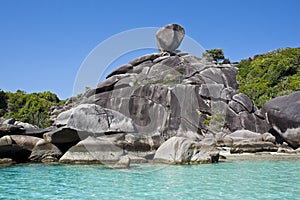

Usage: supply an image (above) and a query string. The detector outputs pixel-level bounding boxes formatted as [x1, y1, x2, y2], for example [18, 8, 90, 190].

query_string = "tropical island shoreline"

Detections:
[1, 24, 300, 168]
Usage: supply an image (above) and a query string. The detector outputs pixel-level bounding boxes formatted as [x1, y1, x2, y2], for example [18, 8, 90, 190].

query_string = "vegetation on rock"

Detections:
[203, 48, 230, 64]
[236, 47, 300, 107]
[0, 90, 8, 116]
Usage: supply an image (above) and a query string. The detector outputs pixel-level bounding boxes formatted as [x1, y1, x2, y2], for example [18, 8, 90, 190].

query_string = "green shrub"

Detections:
[203, 48, 225, 63]
[0, 90, 8, 116]
[237, 47, 300, 107]
[3, 90, 62, 128]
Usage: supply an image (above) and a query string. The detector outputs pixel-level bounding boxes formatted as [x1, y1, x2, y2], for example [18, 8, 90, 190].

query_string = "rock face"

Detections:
[81, 50, 269, 140]
[54, 104, 136, 134]
[156, 24, 185, 52]
[262, 91, 300, 148]
[153, 136, 219, 164]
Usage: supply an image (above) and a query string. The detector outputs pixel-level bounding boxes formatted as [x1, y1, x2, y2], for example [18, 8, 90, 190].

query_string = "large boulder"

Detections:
[0, 158, 14, 167]
[262, 91, 300, 148]
[59, 136, 123, 164]
[153, 136, 219, 164]
[0, 118, 52, 138]
[29, 139, 62, 162]
[54, 104, 136, 134]
[153, 136, 194, 164]
[230, 142, 278, 153]
[216, 130, 276, 148]
[0, 122, 25, 137]
[0, 135, 42, 162]
[44, 127, 92, 145]
[43, 127, 93, 153]
[156, 24, 185, 52]
[113, 155, 131, 169]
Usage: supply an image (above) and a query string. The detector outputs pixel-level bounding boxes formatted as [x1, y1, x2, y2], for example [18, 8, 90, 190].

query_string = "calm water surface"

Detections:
[0, 160, 299, 200]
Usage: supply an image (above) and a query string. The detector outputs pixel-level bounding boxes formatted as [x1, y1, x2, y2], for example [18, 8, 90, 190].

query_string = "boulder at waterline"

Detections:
[59, 136, 123, 164]
[190, 145, 220, 164]
[156, 24, 185, 52]
[0, 135, 42, 162]
[113, 155, 130, 169]
[0, 158, 14, 167]
[230, 142, 278, 153]
[226, 130, 275, 143]
[153, 136, 219, 164]
[29, 139, 62, 162]
[153, 137, 194, 164]
[262, 91, 300, 148]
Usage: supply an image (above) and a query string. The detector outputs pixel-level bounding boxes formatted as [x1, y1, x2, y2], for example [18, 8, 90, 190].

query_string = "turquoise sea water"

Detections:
[0, 160, 299, 200]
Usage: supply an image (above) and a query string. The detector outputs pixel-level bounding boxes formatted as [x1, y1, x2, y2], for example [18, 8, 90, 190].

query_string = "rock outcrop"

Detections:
[81, 47, 269, 141]
[262, 91, 300, 148]
[60, 24, 273, 164]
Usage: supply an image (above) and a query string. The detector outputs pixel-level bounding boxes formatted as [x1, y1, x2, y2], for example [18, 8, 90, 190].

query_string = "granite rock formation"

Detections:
[1, 24, 297, 165]
[81, 47, 269, 140]
[262, 91, 300, 149]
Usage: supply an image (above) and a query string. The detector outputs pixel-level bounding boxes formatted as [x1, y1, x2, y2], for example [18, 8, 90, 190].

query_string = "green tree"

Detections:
[203, 48, 225, 63]
[0, 89, 8, 116]
[237, 47, 300, 107]
[4, 90, 61, 127]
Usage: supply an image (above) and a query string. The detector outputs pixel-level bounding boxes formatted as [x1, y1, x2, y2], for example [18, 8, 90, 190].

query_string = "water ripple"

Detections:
[0, 160, 299, 200]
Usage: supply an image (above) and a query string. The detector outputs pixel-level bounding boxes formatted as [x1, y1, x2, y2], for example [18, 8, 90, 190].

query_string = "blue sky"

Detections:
[0, 0, 299, 99]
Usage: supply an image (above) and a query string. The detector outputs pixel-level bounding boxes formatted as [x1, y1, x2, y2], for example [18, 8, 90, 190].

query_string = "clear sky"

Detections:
[0, 0, 299, 99]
